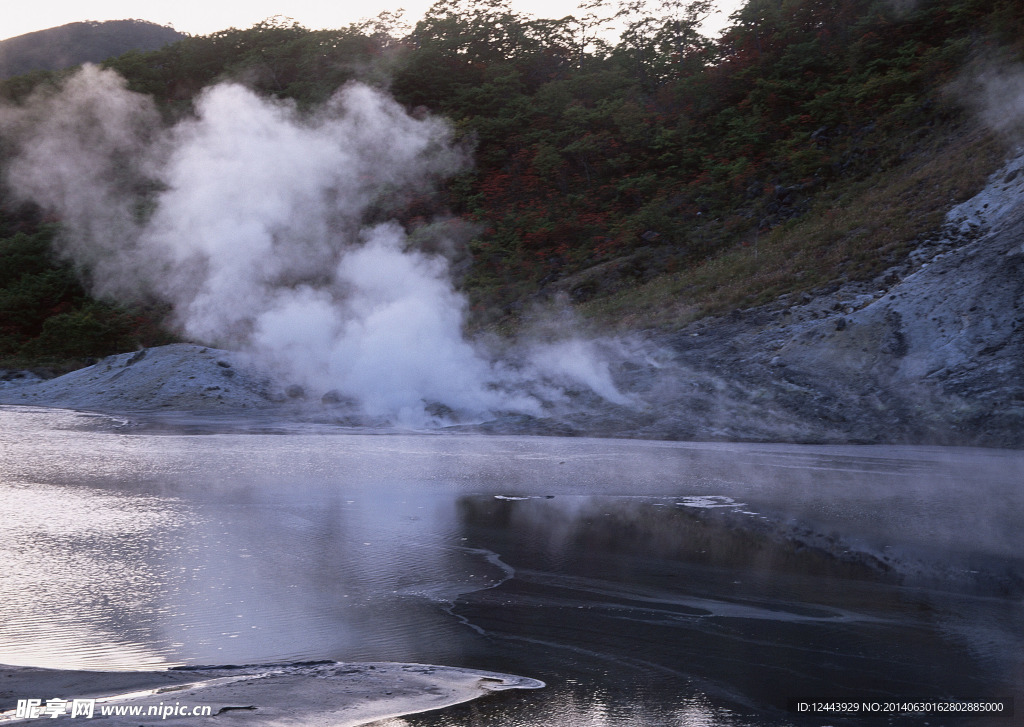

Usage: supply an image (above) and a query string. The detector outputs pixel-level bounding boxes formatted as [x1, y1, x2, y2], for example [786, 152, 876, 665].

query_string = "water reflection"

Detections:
[0, 409, 509, 669]
[446, 494, 1023, 719]
[0, 481, 186, 669]
[379, 684, 749, 727]
[0, 406, 1021, 724]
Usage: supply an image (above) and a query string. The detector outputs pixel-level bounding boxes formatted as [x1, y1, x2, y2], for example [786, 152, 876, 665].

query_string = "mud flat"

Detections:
[0, 662, 544, 725]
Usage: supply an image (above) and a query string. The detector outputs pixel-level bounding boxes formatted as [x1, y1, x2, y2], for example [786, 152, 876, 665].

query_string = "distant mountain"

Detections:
[0, 19, 184, 79]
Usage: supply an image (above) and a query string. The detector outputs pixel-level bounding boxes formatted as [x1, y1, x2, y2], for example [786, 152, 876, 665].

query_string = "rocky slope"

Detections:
[491, 147, 1024, 446]
[635, 148, 1024, 446]
[1, 151, 1022, 446]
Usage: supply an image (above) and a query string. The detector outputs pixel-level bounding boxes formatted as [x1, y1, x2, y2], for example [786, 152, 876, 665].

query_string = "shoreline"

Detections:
[0, 662, 544, 725]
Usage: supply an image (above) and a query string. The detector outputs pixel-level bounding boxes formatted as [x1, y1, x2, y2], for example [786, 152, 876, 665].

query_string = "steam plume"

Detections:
[1, 65, 628, 424]
[971, 63, 1024, 140]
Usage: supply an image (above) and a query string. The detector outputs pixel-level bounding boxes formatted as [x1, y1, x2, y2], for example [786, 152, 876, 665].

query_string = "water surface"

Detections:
[1, 406, 1021, 725]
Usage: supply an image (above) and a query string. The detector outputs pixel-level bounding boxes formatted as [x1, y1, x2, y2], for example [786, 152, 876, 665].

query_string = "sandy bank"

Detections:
[0, 662, 544, 725]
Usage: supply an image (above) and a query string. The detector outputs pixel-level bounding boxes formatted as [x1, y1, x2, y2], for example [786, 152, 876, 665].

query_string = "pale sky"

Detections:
[2, 0, 744, 42]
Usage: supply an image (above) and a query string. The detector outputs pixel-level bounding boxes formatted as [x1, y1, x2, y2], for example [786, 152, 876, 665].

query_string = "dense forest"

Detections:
[1, 0, 1023, 369]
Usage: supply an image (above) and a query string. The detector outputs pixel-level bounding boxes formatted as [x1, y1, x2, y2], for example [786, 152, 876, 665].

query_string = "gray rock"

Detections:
[633, 151, 1024, 446]
[0, 344, 276, 413]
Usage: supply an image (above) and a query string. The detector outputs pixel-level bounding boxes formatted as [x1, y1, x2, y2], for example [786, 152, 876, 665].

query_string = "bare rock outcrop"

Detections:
[645, 150, 1024, 445]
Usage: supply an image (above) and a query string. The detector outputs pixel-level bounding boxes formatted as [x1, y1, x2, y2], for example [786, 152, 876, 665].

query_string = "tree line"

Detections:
[1, 0, 1022, 366]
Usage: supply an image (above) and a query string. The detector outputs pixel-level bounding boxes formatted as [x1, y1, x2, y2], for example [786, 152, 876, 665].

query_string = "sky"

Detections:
[2, 0, 744, 42]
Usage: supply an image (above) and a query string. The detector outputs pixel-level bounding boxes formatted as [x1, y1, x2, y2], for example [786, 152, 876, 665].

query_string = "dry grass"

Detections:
[580, 124, 1009, 331]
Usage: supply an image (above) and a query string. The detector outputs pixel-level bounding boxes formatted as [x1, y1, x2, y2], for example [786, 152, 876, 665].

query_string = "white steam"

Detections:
[970, 63, 1024, 140]
[525, 338, 635, 407]
[1, 65, 629, 424]
[0, 66, 159, 286]
[948, 54, 1024, 143]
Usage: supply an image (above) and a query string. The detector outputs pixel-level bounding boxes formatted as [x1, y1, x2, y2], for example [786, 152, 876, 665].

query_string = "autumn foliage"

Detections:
[1, 0, 1022, 362]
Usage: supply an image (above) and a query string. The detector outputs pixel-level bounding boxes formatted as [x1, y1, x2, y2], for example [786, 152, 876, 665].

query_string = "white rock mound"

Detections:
[0, 344, 277, 412]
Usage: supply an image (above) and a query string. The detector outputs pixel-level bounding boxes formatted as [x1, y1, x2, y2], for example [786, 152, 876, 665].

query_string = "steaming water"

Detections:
[1, 406, 1022, 725]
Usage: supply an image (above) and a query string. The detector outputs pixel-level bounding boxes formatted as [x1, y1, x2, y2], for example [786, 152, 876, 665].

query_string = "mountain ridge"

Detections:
[0, 20, 184, 79]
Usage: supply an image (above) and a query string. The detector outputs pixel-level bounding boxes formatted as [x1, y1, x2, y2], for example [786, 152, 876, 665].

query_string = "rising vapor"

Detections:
[0, 65, 630, 424]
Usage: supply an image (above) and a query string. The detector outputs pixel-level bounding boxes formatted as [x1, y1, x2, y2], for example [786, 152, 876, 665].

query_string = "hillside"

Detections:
[5, 148, 1022, 445]
[0, 0, 1022, 444]
[0, 20, 183, 79]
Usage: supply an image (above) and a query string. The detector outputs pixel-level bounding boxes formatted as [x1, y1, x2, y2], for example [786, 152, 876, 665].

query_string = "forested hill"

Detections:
[0, 20, 184, 79]
[1, 0, 1023, 369]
